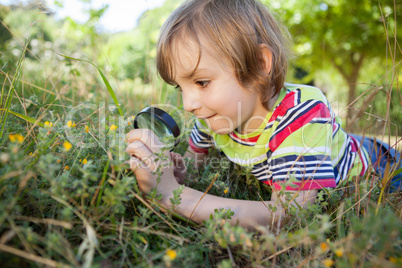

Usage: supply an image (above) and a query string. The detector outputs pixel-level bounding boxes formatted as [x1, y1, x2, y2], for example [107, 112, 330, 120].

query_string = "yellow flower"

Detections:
[322, 258, 334, 267]
[63, 141, 72, 151]
[8, 134, 23, 143]
[166, 249, 177, 260]
[67, 121, 76, 128]
[44, 121, 53, 127]
[15, 134, 24, 143]
[110, 124, 117, 131]
[57, 159, 61, 163]
[82, 158, 88, 164]
[85, 125, 89, 133]
[8, 134, 16, 142]
[65, 165, 70, 170]
[334, 248, 343, 257]
[389, 257, 397, 263]
[224, 189, 228, 194]
[320, 242, 329, 251]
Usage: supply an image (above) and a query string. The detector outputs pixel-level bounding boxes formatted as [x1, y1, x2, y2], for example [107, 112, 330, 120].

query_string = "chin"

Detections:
[210, 126, 235, 135]
[204, 119, 237, 135]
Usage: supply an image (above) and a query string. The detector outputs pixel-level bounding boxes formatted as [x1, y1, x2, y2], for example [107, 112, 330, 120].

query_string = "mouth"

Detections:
[197, 114, 217, 120]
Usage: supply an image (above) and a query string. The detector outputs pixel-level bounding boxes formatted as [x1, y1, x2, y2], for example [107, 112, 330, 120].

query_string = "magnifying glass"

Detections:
[133, 106, 181, 149]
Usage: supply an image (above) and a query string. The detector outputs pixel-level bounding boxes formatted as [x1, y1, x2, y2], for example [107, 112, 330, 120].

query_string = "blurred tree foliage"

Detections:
[266, 0, 401, 129]
[0, 5, 12, 55]
[0, 0, 112, 99]
[101, 0, 181, 83]
[0, 2, 58, 91]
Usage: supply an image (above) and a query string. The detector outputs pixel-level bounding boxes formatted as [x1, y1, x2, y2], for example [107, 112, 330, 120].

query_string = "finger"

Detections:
[129, 154, 159, 173]
[128, 156, 155, 192]
[126, 129, 162, 144]
[125, 140, 147, 154]
[126, 129, 165, 153]
[127, 142, 156, 170]
[126, 140, 163, 158]
[128, 156, 143, 171]
[126, 141, 165, 172]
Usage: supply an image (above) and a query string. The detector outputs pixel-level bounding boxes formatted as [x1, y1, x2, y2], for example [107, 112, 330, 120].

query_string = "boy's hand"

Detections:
[125, 129, 180, 195]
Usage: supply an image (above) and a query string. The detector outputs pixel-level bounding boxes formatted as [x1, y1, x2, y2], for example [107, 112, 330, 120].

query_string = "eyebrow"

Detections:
[180, 68, 210, 79]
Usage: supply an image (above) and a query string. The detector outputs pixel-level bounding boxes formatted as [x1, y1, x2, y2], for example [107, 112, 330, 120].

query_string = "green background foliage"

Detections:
[265, 0, 401, 133]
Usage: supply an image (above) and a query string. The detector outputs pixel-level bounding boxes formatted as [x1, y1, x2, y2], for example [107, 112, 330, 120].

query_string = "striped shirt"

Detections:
[189, 84, 370, 191]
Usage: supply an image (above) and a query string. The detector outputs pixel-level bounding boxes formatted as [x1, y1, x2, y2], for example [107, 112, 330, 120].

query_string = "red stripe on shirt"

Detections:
[230, 132, 260, 143]
[188, 137, 209, 154]
[332, 118, 338, 132]
[270, 103, 331, 151]
[269, 91, 296, 123]
[349, 136, 367, 176]
[264, 178, 337, 191]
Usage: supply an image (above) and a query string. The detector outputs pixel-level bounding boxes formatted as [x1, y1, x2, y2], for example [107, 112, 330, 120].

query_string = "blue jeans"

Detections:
[349, 134, 401, 192]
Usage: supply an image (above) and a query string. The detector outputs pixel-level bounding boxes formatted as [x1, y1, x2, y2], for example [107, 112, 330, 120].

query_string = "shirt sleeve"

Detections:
[264, 99, 337, 191]
[188, 119, 214, 154]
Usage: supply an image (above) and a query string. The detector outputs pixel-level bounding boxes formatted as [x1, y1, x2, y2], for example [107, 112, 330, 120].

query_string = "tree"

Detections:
[0, 5, 12, 51]
[265, 0, 401, 127]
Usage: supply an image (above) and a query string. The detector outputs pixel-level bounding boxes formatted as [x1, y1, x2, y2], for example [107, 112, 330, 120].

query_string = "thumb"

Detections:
[128, 157, 154, 193]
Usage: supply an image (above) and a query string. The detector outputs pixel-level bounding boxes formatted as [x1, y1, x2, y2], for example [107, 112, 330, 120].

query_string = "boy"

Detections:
[125, 0, 400, 230]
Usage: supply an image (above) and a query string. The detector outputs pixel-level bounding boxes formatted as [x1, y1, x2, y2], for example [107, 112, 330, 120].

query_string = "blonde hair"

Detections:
[157, 0, 291, 109]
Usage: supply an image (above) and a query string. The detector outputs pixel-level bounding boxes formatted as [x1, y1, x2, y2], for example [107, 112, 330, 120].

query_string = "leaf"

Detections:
[390, 167, 402, 179]
[0, 109, 44, 127]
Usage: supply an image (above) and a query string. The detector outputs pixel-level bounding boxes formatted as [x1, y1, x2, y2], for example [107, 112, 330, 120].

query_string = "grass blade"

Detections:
[0, 108, 44, 127]
[55, 52, 123, 116]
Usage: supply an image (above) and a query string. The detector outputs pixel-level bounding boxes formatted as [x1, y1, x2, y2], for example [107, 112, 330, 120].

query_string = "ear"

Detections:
[259, 43, 273, 75]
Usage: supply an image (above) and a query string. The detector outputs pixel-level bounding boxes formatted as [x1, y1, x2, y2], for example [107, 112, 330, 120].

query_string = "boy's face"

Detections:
[171, 36, 269, 135]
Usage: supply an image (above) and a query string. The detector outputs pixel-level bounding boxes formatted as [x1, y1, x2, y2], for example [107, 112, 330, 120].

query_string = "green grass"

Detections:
[0, 66, 401, 268]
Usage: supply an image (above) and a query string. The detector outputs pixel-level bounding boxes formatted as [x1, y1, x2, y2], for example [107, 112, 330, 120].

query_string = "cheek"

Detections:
[210, 94, 239, 115]
[212, 85, 239, 103]
[202, 83, 252, 115]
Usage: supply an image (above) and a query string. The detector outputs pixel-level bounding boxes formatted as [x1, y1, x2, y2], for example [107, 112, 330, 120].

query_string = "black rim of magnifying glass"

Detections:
[133, 107, 181, 145]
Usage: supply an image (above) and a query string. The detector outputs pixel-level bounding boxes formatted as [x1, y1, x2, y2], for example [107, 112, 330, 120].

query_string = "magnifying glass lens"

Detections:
[135, 113, 173, 141]
[133, 107, 181, 149]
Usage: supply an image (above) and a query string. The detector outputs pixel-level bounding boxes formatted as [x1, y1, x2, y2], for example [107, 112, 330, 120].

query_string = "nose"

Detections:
[182, 90, 201, 113]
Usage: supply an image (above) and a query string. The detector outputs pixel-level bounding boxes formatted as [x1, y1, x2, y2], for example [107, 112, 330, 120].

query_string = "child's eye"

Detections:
[195, 81, 210, 87]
